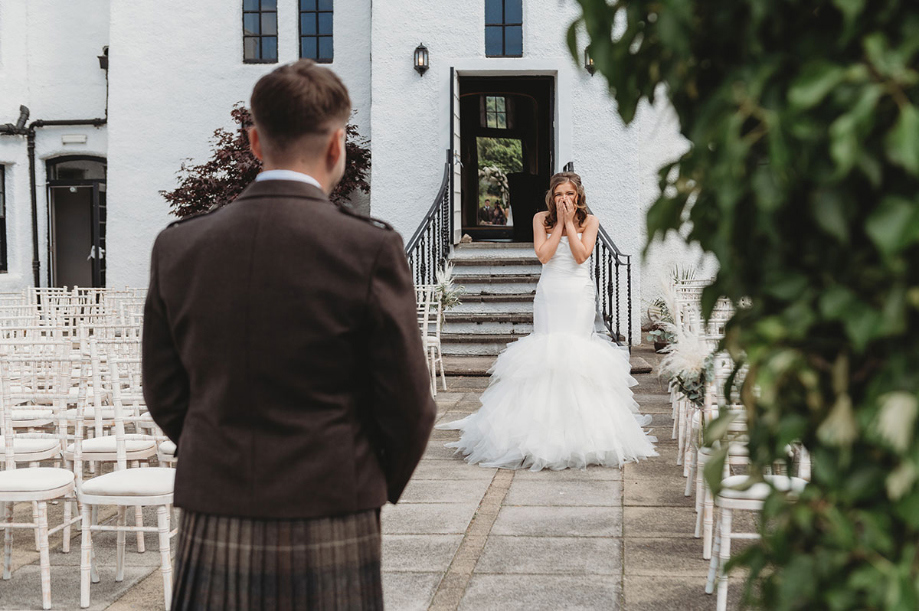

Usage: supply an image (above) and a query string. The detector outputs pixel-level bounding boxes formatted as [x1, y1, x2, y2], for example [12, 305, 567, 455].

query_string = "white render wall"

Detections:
[105, 0, 371, 288]
[634, 91, 719, 326]
[1, 0, 701, 341]
[0, 0, 109, 291]
[369, 0, 687, 343]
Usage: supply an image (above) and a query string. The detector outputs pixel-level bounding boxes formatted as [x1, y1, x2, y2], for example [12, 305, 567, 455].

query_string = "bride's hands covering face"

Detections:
[559, 198, 575, 225]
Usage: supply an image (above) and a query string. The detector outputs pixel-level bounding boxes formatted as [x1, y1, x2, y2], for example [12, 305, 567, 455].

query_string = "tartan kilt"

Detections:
[172, 509, 383, 611]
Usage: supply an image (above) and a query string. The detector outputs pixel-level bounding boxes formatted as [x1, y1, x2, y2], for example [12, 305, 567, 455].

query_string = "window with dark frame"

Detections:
[0, 166, 6, 272]
[243, 0, 279, 63]
[485, 96, 509, 129]
[299, 0, 333, 63]
[485, 0, 523, 57]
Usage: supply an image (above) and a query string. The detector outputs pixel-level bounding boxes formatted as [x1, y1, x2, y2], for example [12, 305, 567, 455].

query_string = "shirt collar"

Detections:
[255, 169, 324, 191]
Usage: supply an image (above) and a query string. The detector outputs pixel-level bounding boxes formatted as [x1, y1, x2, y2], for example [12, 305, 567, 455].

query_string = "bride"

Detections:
[437, 172, 657, 471]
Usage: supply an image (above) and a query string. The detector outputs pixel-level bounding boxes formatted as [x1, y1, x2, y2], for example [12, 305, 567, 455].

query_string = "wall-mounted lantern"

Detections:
[98, 46, 109, 71]
[414, 43, 430, 76]
[585, 46, 596, 76]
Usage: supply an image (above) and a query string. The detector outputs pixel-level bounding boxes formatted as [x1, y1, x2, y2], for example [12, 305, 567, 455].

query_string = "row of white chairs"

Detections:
[1, 324, 177, 609]
[663, 278, 809, 610]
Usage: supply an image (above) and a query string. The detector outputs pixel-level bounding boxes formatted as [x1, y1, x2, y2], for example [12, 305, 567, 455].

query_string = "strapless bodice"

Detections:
[543, 234, 589, 278]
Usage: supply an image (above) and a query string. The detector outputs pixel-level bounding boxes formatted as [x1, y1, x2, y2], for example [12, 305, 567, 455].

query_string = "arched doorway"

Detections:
[46, 156, 107, 288]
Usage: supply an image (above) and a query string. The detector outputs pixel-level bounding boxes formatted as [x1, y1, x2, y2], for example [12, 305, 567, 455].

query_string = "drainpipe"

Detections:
[0, 109, 106, 287]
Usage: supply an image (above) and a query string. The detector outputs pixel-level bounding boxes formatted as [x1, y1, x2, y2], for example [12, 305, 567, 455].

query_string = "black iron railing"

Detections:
[563, 161, 634, 349]
[405, 150, 452, 287]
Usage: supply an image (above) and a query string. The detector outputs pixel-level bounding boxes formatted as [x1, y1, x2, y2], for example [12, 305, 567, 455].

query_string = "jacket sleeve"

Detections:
[366, 231, 437, 503]
[142, 234, 190, 445]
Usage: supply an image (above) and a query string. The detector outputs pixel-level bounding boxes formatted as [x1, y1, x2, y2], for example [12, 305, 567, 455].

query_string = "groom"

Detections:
[143, 59, 436, 609]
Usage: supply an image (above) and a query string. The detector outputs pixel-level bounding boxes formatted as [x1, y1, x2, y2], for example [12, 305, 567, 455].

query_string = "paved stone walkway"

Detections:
[1, 345, 744, 610]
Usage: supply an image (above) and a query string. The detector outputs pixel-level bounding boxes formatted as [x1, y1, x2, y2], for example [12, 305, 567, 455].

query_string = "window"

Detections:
[243, 0, 279, 63]
[0, 166, 6, 272]
[485, 96, 508, 129]
[485, 0, 523, 57]
[300, 0, 333, 63]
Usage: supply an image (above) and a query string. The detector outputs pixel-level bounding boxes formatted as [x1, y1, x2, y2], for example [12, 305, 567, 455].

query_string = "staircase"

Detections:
[443, 242, 539, 357]
[404, 155, 645, 382]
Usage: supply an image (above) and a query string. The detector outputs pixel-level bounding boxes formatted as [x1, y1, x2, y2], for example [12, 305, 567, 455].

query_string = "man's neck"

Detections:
[261, 163, 330, 194]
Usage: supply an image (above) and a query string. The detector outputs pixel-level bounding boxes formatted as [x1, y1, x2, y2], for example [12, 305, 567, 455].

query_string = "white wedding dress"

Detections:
[438, 234, 658, 471]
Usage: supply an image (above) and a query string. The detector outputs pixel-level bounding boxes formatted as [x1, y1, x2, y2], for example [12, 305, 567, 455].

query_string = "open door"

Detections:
[458, 76, 554, 242]
[451, 67, 462, 243]
[47, 156, 107, 288]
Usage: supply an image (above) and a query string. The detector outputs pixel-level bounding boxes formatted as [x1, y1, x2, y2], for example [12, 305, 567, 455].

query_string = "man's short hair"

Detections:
[250, 59, 351, 155]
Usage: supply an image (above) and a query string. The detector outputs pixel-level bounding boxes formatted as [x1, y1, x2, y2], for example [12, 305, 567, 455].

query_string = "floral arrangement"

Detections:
[655, 272, 715, 408]
[434, 263, 465, 324]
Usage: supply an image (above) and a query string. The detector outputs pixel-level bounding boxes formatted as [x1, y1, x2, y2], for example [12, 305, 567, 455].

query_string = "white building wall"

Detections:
[634, 92, 719, 326]
[1, 0, 699, 339]
[106, 0, 371, 289]
[0, 0, 109, 291]
[370, 0, 680, 343]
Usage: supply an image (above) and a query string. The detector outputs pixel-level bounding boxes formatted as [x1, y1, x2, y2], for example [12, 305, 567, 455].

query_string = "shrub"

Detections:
[162, 105, 371, 217]
[572, 1, 919, 608]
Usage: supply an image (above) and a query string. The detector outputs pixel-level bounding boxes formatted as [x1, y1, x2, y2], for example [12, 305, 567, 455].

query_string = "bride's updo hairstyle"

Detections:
[544, 172, 588, 230]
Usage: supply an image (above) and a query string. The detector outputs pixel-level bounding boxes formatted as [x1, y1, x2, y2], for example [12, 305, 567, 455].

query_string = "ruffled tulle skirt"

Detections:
[437, 332, 658, 471]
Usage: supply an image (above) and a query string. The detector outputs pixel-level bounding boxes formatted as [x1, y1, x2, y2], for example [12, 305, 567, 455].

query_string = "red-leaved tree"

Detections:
[162, 104, 371, 218]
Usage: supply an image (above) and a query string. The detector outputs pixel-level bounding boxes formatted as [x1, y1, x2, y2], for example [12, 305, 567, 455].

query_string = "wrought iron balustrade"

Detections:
[562, 161, 634, 349]
[404, 150, 452, 287]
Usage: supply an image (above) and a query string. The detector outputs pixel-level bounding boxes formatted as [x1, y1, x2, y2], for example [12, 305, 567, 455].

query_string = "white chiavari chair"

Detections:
[426, 293, 447, 394]
[705, 453, 810, 609]
[415, 285, 443, 396]
[78, 351, 176, 610]
[0, 351, 86, 610]
[64, 340, 153, 553]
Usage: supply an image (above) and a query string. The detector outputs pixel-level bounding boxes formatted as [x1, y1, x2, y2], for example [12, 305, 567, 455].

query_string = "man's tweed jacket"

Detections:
[142, 179, 436, 519]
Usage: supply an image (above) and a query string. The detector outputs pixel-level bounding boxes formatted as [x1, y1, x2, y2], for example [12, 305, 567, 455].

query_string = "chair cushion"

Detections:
[81, 467, 174, 497]
[158, 440, 176, 456]
[10, 409, 54, 421]
[66, 437, 156, 454]
[0, 437, 60, 455]
[699, 443, 749, 457]
[64, 407, 116, 420]
[0, 468, 74, 492]
[719, 474, 807, 501]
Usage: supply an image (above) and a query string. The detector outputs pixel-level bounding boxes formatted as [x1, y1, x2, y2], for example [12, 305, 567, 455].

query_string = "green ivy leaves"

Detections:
[573, 0, 919, 607]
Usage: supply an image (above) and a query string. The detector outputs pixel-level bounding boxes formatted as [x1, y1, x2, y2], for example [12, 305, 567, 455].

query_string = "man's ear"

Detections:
[326, 127, 345, 169]
[248, 126, 264, 162]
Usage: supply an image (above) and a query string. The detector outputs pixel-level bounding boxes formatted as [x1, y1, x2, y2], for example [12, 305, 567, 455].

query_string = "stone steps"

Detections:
[451, 274, 539, 295]
[450, 294, 535, 314]
[443, 354, 653, 376]
[443, 241, 538, 355]
[443, 311, 533, 336]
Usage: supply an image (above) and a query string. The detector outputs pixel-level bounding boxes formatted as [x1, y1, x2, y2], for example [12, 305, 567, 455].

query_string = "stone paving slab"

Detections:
[491, 506, 622, 538]
[623, 506, 698, 538]
[401, 479, 494, 504]
[512, 465, 622, 481]
[383, 572, 443, 611]
[622, 477, 693, 507]
[504, 479, 622, 507]
[423, 443, 464, 460]
[623, 575, 740, 610]
[412, 461, 498, 480]
[624, 537, 712, 577]
[382, 535, 464, 573]
[474, 536, 622, 575]
[1, 565, 155, 611]
[381, 502, 481, 535]
[458, 574, 620, 611]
